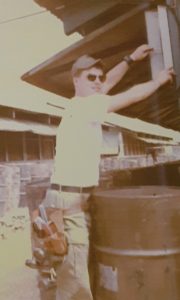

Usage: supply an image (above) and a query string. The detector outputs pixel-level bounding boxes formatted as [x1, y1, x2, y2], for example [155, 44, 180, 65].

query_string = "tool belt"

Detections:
[33, 207, 68, 256]
[44, 231, 67, 256]
[46, 207, 68, 256]
[32, 185, 94, 256]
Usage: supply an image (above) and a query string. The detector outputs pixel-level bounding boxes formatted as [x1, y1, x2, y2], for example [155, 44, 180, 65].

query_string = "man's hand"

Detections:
[130, 44, 153, 61]
[155, 67, 175, 87]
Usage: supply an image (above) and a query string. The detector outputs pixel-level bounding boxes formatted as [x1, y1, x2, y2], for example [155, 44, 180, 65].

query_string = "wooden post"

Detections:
[158, 5, 173, 69]
[145, 9, 164, 79]
[145, 5, 180, 88]
[164, 2, 180, 88]
[38, 135, 42, 160]
[118, 132, 125, 157]
[22, 132, 27, 161]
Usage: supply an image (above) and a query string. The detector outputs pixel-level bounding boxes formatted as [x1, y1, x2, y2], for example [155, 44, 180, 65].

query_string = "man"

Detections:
[43, 45, 174, 300]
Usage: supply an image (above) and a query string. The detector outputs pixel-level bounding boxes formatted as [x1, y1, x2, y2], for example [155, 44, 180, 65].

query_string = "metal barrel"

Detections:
[92, 186, 180, 300]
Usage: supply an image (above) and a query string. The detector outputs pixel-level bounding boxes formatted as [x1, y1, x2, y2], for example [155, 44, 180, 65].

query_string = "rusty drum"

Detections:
[92, 186, 180, 300]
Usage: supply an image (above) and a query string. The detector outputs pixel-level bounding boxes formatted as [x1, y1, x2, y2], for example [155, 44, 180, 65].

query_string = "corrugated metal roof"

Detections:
[0, 96, 67, 117]
[105, 112, 180, 142]
[47, 100, 180, 141]
[1, 98, 179, 142]
[0, 118, 57, 136]
[1, 106, 180, 142]
[137, 137, 179, 145]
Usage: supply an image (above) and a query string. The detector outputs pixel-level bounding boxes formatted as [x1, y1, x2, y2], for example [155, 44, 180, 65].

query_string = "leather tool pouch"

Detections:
[36, 207, 68, 256]
[45, 208, 68, 256]
[44, 230, 68, 256]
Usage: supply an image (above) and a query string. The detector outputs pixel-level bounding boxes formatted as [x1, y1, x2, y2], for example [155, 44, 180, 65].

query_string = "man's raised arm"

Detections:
[103, 44, 153, 94]
[107, 68, 174, 113]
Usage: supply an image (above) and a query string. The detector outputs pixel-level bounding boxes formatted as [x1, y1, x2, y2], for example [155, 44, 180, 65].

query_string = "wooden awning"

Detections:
[22, 1, 180, 131]
[0, 118, 57, 136]
[22, 4, 149, 97]
[34, 0, 166, 35]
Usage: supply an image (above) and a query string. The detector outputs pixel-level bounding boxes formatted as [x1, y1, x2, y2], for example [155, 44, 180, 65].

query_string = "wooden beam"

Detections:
[38, 136, 42, 160]
[22, 3, 150, 78]
[165, 2, 180, 88]
[22, 132, 27, 161]
[34, 1, 154, 35]
[62, 0, 123, 35]
[145, 9, 164, 79]
[158, 4, 180, 88]
[158, 5, 173, 68]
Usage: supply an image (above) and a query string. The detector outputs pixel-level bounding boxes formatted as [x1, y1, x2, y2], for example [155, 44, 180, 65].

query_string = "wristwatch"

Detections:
[122, 55, 135, 67]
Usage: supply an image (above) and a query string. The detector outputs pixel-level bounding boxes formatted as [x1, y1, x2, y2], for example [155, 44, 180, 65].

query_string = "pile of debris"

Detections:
[0, 207, 30, 240]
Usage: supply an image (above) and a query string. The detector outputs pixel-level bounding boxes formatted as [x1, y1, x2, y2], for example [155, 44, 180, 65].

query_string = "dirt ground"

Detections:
[0, 208, 40, 300]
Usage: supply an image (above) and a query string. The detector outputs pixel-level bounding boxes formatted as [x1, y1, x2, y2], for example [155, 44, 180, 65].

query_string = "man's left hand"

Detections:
[130, 44, 153, 61]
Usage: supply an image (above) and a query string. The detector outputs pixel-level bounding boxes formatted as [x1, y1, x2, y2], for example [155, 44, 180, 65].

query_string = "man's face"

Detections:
[73, 66, 106, 97]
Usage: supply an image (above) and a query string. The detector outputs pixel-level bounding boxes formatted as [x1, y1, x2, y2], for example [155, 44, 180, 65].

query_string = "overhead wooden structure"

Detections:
[34, 1, 178, 36]
[22, 0, 180, 131]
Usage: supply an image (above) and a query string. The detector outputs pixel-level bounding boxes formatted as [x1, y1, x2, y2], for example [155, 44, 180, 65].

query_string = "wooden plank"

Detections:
[145, 5, 180, 88]
[62, 0, 123, 35]
[165, 2, 180, 88]
[22, 132, 27, 161]
[34, 1, 154, 35]
[35, 0, 125, 35]
[158, 6, 173, 68]
[145, 9, 164, 79]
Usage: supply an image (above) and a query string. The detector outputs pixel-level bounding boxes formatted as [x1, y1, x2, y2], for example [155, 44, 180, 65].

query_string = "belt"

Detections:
[50, 183, 94, 194]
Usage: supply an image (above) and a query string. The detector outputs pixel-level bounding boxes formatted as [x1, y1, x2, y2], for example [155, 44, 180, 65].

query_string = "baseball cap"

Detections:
[71, 55, 103, 76]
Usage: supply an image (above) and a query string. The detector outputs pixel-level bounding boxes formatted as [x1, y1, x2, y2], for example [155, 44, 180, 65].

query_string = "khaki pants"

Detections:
[55, 244, 93, 300]
[43, 189, 93, 299]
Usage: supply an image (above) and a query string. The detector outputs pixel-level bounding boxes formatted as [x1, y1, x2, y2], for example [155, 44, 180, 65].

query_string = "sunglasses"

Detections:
[86, 73, 106, 83]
